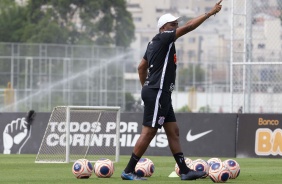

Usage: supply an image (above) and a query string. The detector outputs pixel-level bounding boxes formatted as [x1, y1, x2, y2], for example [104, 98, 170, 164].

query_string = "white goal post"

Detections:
[35, 106, 121, 163]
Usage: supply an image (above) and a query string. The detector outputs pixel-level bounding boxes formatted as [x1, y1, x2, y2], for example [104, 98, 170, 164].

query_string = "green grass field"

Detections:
[1, 154, 282, 184]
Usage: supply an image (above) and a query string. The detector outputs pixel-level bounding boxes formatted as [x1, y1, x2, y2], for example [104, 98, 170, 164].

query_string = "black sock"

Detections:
[173, 152, 190, 174]
[124, 153, 141, 173]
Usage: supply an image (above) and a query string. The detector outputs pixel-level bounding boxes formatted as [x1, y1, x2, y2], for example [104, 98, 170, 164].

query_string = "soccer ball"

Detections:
[72, 159, 93, 179]
[174, 157, 193, 176]
[94, 158, 114, 178]
[207, 158, 222, 167]
[135, 158, 155, 177]
[209, 162, 230, 183]
[188, 159, 209, 178]
[223, 159, 240, 179]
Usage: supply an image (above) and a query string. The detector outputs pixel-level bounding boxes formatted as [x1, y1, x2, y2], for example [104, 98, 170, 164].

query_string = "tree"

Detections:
[0, 1, 26, 42]
[277, 0, 282, 8]
[178, 64, 205, 91]
[198, 105, 212, 113]
[278, 0, 282, 25]
[49, 0, 135, 47]
[177, 105, 192, 113]
[125, 92, 135, 111]
[0, 0, 69, 43]
[0, 0, 135, 47]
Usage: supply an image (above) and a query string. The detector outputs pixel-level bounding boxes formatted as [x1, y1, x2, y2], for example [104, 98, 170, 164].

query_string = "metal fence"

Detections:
[0, 43, 132, 112]
[0, 42, 232, 113]
[0, 40, 281, 113]
[0, 0, 281, 113]
[231, 0, 282, 113]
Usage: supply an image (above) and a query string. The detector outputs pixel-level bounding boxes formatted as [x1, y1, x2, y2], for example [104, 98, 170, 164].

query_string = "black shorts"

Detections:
[141, 86, 176, 129]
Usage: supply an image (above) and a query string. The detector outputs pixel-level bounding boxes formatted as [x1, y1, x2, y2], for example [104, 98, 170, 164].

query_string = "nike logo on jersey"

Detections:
[186, 129, 213, 142]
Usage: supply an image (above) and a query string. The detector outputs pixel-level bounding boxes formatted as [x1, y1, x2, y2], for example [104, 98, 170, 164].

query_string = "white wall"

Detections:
[171, 92, 282, 113]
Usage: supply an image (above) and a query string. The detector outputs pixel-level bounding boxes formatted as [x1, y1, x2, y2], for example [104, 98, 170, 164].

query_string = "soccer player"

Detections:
[121, 0, 222, 180]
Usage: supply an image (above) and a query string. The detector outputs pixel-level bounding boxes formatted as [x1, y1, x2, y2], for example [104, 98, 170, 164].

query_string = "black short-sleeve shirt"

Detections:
[143, 30, 177, 92]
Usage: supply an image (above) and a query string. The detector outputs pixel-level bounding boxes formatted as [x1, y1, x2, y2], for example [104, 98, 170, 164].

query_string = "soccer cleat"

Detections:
[180, 170, 206, 180]
[121, 171, 147, 180]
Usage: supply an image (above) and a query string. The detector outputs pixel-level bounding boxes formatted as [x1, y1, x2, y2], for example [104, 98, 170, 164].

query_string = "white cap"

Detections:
[157, 13, 180, 29]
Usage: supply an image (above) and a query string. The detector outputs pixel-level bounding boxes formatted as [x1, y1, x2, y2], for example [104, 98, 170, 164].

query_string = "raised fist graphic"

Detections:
[3, 110, 35, 154]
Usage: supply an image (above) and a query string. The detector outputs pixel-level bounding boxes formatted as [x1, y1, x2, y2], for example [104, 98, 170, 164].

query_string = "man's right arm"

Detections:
[175, 0, 222, 39]
[138, 58, 148, 86]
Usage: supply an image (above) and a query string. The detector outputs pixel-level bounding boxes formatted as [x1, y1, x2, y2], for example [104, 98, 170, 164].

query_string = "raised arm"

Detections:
[176, 0, 223, 39]
[138, 58, 148, 86]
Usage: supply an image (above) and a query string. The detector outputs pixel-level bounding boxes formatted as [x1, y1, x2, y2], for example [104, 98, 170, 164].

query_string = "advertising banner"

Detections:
[0, 112, 50, 154]
[0, 112, 237, 157]
[237, 114, 282, 158]
[176, 113, 237, 157]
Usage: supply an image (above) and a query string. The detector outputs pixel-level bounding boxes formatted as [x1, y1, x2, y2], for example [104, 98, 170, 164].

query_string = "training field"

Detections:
[1, 154, 282, 184]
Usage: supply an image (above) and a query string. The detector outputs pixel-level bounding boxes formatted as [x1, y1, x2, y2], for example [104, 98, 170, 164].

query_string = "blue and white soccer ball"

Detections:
[209, 162, 230, 183]
[94, 158, 114, 178]
[188, 159, 209, 178]
[223, 159, 240, 179]
[135, 158, 155, 177]
[72, 158, 93, 179]
[207, 158, 222, 167]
